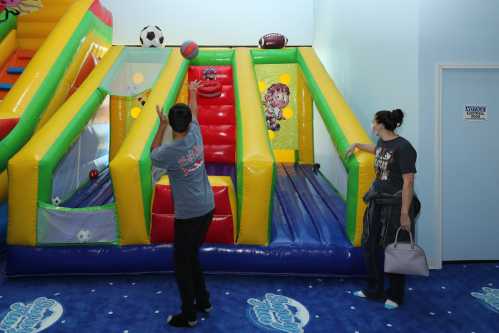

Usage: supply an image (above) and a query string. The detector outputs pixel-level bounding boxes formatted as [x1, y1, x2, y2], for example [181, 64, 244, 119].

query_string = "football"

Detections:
[258, 33, 288, 49]
[139, 25, 165, 48]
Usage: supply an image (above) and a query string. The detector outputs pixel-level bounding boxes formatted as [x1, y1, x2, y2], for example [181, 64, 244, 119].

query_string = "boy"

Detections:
[150, 80, 215, 328]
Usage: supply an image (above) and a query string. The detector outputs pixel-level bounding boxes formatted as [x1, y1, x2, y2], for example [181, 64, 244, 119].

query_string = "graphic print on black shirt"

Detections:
[375, 148, 394, 181]
[373, 137, 417, 194]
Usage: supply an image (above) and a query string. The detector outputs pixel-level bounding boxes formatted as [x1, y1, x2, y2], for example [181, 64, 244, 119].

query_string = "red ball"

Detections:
[89, 169, 99, 180]
[180, 40, 199, 60]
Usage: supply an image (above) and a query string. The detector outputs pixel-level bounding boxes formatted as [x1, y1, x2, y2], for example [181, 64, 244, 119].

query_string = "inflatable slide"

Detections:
[0, 0, 112, 202]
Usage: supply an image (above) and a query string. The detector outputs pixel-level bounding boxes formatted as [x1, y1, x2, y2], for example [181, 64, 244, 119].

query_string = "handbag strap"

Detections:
[394, 227, 415, 249]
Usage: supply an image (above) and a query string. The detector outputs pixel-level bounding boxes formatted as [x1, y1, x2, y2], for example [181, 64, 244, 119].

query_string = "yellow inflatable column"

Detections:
[0, 30, 16, 72]
[297, 67, 314, 164]
[0, 172, 7, 203]
[234, 48, 275, 246]
[109, 96, 128, 160]
[111, 50, 185, 245]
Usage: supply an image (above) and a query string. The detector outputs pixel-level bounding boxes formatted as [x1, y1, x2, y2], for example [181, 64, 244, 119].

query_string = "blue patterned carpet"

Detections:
[0, 258, 498, 333]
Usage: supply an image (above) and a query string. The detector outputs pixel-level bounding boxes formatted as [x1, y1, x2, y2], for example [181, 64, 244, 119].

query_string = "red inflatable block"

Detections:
[153, 182, 234, 215]
[152, 183, 174, 214]
[206, 215, 234, 244]
[151, 180, 236, 244]
[198, 80, 222, 98]
[204, 145, 235, 164]
[200, 125, 236, 146]
[188, 66, 233, 85]
[151, 213, 174, 244]
[0, 117, 19, 140]
[197, 85, 234, 105]
[212, 186, 232, 215]
[198, 105, 235, 125]
[150, 213, 234, 244]
[17, 50, 35, 60]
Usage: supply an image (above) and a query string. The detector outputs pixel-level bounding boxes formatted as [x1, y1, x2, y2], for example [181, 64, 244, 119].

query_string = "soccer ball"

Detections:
[140, 25, 165, 48]
[52, 196, 61, 206]
[77, 229, 91, 243]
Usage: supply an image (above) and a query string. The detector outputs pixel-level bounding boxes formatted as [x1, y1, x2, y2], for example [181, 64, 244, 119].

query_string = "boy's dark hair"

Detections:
[375, 109, 404, 131]
[168, 103, 192, 133]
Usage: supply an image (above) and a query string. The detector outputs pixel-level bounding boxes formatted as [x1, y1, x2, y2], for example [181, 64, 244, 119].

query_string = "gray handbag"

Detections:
[385, 227, 429, 277]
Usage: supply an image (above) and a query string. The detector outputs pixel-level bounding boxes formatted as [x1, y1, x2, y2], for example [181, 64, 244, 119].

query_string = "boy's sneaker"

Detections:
[353, 289, 384, 301]
[167, 313, 197, 328]
[384, 299, 400, 310]
[196, 302, 213, 314]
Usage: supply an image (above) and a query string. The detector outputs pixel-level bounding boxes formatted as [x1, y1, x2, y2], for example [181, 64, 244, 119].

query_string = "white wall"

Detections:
[313, 0, 423, 259]
[314, 0, 499, 268]
[313, 105, 348, 199]
[101, 0, 314, 46]
[418, 0, 499, 267]
[313, 0, 419, 143]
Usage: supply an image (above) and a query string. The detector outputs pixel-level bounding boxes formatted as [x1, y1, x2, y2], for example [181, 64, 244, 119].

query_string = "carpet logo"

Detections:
[247, 293, 310, 333]
[0, 297, 63, 333]
[471, 287, 499, 314]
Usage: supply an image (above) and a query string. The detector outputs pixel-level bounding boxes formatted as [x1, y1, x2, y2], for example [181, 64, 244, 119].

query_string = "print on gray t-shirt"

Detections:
[151, 120, 214, 219]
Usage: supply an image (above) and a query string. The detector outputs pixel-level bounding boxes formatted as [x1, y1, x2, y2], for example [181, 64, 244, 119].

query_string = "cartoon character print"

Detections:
[472, 287, 499, 314]
[1, 0, 42, 22]
[266, 115, 280, 132]
[263, 83, 290, 131]
[137, 95, 146, 106]
[202, 67, 217, 80]
[375, 147, 394, 181]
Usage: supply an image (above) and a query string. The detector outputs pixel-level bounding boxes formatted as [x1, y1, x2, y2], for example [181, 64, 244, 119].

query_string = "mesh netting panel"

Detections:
[52, 99, 110, 203]
[37, 204, 117, 245]
[100, 47, 170, 96]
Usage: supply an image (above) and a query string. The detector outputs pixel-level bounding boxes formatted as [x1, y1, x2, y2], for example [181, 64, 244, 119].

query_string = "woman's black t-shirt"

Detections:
[373, 136, 417, 194]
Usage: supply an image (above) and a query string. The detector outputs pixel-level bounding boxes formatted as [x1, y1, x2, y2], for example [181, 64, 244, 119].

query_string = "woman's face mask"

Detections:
[371, 120, 383, 136]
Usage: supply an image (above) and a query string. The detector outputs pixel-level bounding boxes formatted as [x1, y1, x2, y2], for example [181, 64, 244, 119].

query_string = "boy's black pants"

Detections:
[174, 210, 213, 319]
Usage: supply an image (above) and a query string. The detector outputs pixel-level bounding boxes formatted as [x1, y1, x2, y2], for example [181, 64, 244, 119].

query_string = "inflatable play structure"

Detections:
[4, 1, 375, 276]
[0, 0, 112, 203]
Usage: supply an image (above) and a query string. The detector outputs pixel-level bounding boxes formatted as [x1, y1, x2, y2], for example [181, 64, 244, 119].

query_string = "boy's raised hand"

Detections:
[189, 80, 202, 92]
[188, 80, 201, 120]
[156, 105, 168, 126]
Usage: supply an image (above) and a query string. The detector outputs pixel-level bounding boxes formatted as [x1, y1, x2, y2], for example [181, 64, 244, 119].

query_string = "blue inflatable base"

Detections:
[6, 164, 366, 277]
[6, 243, 365, 277]
[0, 202, 7, 253]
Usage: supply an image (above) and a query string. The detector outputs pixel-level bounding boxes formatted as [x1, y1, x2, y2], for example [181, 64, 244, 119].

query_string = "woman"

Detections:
[346, 109, 421, 310]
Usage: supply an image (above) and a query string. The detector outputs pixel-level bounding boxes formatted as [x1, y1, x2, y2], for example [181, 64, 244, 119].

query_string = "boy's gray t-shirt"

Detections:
[151, 120, 214, 220]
